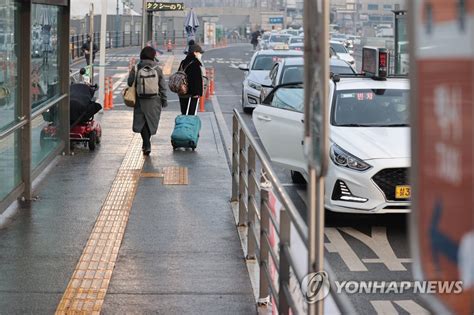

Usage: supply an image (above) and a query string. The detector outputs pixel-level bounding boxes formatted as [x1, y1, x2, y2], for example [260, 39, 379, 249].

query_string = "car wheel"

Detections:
[291, 171, 306, 184]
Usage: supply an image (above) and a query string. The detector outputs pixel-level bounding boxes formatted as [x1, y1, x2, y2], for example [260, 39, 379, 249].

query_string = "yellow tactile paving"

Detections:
[140, 171, 164, 178]
[162, 55, 175, 76]
[55, 134, 144, 314]
[163, 166, 189, 185]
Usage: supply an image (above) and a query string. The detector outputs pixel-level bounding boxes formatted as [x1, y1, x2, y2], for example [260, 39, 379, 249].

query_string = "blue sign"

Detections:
[269, 17, 284, 24]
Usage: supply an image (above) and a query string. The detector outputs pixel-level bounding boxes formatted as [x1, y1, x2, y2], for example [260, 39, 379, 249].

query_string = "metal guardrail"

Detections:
[232, 109, 308, 314]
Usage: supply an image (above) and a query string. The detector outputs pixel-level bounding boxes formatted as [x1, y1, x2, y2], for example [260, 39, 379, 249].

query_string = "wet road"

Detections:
[202, 44, 429, 314]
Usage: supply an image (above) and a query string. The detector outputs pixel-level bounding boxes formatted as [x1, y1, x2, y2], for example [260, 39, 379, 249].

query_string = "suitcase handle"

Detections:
[186, 97, 199, 115]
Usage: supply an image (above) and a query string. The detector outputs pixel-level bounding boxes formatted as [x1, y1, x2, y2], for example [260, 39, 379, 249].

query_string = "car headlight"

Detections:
[248, 80, 262, 91]
[330, 144, 371, 171]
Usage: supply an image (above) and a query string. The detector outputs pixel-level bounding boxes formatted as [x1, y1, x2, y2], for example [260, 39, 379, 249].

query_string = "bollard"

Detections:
[108, 77, 114, 109]
[103, 77, 109, 110]
[209, 67, 215, 95]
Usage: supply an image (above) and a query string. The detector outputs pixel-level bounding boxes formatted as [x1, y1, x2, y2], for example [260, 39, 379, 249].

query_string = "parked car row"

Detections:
[239, 46, 411, 214]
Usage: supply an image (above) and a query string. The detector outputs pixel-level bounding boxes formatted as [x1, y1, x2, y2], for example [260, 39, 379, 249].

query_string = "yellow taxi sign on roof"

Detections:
[273, 43, 289, 50]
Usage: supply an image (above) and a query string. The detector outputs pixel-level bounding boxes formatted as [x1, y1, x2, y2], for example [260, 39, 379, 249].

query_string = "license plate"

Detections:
[395, 185, 411, 199]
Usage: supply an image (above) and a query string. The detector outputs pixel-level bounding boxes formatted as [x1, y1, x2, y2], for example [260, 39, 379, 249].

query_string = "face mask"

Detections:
[195, 53, 202, 60]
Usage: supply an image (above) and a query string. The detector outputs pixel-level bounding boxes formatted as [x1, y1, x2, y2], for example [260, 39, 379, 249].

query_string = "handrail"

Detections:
[233, 109, 308, 245]
[232, 108, 309, 314]
[0, 119, 28, 140]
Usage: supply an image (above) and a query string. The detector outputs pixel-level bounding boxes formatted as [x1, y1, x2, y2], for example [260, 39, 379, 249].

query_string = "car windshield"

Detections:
[271, 87, 304, 112]
[289, 37, 304, 44]
[330, 65, 354, 74]
[270, 35, 290, 43]
[331, 42, 348, 53]
[332, 89, 410, 127]
[252, 55, 294, 70]
[281, 66, 303, 84]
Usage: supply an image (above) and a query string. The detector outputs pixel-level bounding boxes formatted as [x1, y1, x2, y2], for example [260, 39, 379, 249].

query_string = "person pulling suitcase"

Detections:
[168, 41, 205, 150]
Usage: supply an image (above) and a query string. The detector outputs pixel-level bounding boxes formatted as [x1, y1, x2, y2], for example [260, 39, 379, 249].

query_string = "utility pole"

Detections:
[116, 0, 120, 47]
[89, 3, 94, 84]
[99, 0, 108, 111]
[304, 0, 329, 314]
[141, 0, 147, 47]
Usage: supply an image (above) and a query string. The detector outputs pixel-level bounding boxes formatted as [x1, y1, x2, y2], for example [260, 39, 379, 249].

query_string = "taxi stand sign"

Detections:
[361, 47, 389, 79]
[146, 2, 184, 11]
[409, 0, 473, 314]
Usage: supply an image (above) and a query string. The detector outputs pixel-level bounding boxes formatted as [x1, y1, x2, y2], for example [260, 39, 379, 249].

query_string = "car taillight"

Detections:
[378, 50, 388, 78]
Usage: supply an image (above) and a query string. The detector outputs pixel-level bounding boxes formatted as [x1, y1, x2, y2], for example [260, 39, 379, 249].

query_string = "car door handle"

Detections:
[256, 115, 272, 122]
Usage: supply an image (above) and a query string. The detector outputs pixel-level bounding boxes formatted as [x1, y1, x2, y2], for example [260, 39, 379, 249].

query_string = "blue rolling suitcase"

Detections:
[171, 98, 201, 150]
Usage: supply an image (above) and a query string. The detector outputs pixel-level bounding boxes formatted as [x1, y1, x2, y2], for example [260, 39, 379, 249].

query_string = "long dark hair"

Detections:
[140, 46, 156, 61]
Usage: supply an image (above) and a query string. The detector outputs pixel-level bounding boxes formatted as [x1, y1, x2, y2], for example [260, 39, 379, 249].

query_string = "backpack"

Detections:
[168, 61, 194, 95]
[136, 65, 160, 98]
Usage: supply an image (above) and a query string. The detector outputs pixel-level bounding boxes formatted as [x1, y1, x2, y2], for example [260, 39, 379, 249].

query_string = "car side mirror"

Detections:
[238, 64, 249, 71]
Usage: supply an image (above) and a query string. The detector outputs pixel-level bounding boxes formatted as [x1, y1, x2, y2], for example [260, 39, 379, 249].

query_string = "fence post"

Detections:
[246, 145, 257, 260]
[258, 179, 271, 305]
[238, 128, 247, 227]
[279, 209, 291, 315]
[231, 115, 239, 202]
[123, 31, 125, 47]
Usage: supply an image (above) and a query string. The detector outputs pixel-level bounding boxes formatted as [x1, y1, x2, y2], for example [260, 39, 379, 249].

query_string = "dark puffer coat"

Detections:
[179, 55, 203, 97]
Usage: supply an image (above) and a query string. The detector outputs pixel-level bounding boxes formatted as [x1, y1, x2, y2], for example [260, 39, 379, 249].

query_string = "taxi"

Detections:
[253, 47, 411, 214]
[238, 47, 303, 113]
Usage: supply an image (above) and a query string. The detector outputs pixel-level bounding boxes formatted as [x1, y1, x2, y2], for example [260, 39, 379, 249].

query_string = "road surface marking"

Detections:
[55, 134, 144, 314]
[325, 227, 368, 271]
[340, 227, 410, 271]
[371, 300, 430, 314]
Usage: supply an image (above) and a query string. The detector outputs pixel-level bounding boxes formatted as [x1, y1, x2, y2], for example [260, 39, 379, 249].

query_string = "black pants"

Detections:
[141, 122, 151, 150]
[179, 97, 199, 115]
[84, 54, 95, 66]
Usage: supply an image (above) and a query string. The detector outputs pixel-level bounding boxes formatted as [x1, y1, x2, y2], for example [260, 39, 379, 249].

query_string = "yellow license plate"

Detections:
[395, 185, 411, 199]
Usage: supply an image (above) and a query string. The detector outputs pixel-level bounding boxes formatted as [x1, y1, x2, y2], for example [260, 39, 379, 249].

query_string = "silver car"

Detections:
[239, 49, 303, 113]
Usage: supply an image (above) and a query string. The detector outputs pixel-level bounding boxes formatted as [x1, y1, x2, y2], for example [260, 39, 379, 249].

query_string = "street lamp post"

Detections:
[116, 0, 120, 47]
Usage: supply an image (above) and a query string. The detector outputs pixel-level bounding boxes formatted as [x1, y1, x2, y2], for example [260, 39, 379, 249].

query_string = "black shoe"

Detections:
[143, 149, 151, 156]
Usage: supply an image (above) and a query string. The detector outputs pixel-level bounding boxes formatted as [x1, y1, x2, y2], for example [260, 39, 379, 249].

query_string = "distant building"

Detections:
[331, 0, 406, 33]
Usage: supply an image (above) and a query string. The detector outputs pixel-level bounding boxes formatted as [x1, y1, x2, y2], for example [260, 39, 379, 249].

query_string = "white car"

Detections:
[239, 49, 303, 113]
[266, 34, 291, 50]
[330, 40, 355, 67]
[253, 75, 411, 214]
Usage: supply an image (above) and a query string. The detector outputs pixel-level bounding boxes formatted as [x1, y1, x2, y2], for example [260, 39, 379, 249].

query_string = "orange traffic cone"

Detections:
[199, 96, 205, 112]
[108, 77, 114, 109]
[104, 77, 110, 110]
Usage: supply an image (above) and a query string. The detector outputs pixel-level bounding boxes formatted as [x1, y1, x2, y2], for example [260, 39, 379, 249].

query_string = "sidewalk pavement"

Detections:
[0, 110, 255, 313]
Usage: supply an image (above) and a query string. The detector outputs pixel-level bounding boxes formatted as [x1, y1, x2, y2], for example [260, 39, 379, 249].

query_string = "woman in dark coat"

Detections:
[128, 46, 168, 156]
[178, 42, 204, 115]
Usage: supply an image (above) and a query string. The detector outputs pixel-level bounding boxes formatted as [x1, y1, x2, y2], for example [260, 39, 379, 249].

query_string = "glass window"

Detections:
[0, 1, 19, 131]
[271, 87, 304, 112]
[31, 103, 60, 169]
[269, 35, 290, 43]
[330, 42, 348, 54]
[368, 4, 379, 10]
[0, 130, 21, 200]
[252, 55, 296, 70]
[332, 89, 410, 127]
[383, 4, 393, 10]
[31, 4, 60, 111]
[281, 66, 303, 84]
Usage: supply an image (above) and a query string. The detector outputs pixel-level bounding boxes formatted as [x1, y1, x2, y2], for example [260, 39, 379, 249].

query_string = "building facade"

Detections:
[0, 0, 71, 214]
[331, 0, 406, 32]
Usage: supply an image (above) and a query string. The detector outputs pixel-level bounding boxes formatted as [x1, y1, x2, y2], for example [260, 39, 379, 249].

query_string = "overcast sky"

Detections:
[71, 0, 141, 17]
